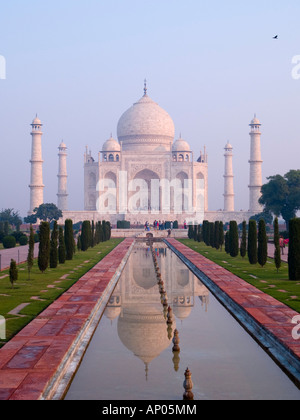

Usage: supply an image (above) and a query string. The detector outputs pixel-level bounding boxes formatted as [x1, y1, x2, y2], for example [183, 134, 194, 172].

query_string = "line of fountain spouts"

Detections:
[149, 241, 194, 401]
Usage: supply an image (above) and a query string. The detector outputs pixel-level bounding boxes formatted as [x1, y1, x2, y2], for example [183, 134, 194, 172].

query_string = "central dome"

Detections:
[117, 93, 175, 152]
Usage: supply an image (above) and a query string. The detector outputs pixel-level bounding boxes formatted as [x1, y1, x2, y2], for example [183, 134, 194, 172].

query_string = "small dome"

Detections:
[225, 141, 232, 149]
[102, 136, 121, 152]
[59, 141, 67, 149]
[250, 115, 261, 125]
[32, 115, 42, 125]
[172, 138, 191, 152]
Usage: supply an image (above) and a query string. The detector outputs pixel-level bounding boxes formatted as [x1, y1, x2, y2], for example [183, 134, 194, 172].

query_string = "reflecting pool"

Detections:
[65, 243, 300, 400]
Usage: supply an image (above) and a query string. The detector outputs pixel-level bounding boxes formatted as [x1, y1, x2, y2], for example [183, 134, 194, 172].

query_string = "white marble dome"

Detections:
[117, 93, 175, 151]
[102, 136, 121, 152]
[172, 137, 191, 152]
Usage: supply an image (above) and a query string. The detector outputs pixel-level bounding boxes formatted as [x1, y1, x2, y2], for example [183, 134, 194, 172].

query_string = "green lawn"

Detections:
[0, 238, 123, 347]
[179, 239, 300, 314]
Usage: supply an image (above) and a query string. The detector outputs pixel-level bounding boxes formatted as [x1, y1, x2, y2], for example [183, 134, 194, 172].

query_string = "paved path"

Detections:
[166, 238, 300, 386]
[0, 238, 134, 400]
[267, 242, 288, 262]
[0, 244, 39, 271]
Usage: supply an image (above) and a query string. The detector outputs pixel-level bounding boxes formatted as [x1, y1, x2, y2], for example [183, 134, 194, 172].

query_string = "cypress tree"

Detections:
[203, 220, 209, 245]
[209, 222, 214, 247]
[99, 221, 104, 242]
[58, 226, 66, 264]
[50, 221, 58, 269]
[81, 221, 91, 251]
[274, 217, 281, 273]
[225, 231, 230, 254]
[65, 219, 74, 260]
[193, 225, 198, 241]
[214, 221, 220, 250]
[197, 224, 202, 242]
[229, 221, 239, 257]
[219, 221, 224, 251]
[240, 221, 247, 258]
[27, 224, 35, 280]
[248, 220, 257, 265]
[38, 221, 50, 273]
[188, 225, 193, 239]
[288, 218, 300, 280]
[91, 220, 95, 247]
[77, 235, 82, 252]
[257, 219, 268, 267]
[106, 221, 111, 240]
[9, 259, 18, 288]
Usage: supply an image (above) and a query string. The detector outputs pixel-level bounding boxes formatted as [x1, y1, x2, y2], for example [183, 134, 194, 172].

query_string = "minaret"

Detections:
[223, 142, 235, 212]
[249, 115, 263, 213]
[57, 141, 68, 211]
[29, 115, 44, 214]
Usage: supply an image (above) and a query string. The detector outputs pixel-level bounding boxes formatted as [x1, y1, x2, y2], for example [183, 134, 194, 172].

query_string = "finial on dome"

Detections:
[144, 79, 147, 96]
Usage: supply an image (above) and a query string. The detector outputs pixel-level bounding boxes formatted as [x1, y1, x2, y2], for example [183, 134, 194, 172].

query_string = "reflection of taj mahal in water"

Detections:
[104, 244, 209, 375]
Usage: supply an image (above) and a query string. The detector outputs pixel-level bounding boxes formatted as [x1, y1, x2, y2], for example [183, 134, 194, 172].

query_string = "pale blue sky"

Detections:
[1, 0, 300, 217]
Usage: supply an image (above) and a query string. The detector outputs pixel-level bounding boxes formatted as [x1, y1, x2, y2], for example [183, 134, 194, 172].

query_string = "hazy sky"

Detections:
[1, 0, 300, 218]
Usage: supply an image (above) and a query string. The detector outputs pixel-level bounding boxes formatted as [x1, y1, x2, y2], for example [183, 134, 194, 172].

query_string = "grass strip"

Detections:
[0, 239, 123, 347]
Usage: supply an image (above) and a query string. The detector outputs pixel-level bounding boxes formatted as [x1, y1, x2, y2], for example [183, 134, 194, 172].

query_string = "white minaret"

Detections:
[29, 115, 44, 214]
[223, 142, 235, 212]
[57, 141, 68, 211]
[249, 115, 263, 213]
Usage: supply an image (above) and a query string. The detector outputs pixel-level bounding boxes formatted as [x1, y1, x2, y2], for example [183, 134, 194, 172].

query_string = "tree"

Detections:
[257, 219, 268, 267]
[209, 222, 215, 248]
[274, 217, 281, 273]
[219, 221, 224, 251]
[203, 220, 209, 245]
[0, 208, 22, 230]
[240, 221, 247, 258]
[259, 170, 300, 228]
[250, 210, 273, 225]
[188, 225, 194, 239]
[288, 218, 300, 280]
[91, 220, 95, 247]
[248, 220, 257, 265]
[58, 226, 66, 264]
[229, 221, 239, 257]
[27, 224, 35, 279]
[225, 231, 230, 254]
[65, 219, 74, 260]
[24, 203, 62, 224]
[38, 222, 50, 273]
[81, 221, 91, 251]
[77, 235, 82, 252]
[50, 221, 58, 269]
[2, 236, 16, 249]
[214, 221, 220, 250]
[9, 259, 18, 288]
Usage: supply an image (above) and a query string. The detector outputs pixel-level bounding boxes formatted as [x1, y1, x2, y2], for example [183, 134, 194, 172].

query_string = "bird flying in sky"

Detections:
[273, 35, 278, 39]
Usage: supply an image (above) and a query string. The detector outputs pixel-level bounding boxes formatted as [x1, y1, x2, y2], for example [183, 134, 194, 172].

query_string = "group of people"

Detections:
[144, 220, 176, 231]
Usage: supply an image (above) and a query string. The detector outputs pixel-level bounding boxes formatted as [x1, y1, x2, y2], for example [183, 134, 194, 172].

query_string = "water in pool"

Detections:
[65, 243, 300, 400]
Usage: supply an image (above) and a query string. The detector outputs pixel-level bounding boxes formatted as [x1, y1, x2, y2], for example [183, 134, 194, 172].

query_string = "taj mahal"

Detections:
[28, 82, 263, 225]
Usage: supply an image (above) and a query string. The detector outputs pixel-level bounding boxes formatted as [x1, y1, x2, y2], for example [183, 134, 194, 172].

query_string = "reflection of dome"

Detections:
[172, 138, 191, 152]
[102, 136, 121, 152]
[117, 93, 175, 151]
[133, 266, 157, 290]
[117, 305, 176, 365]
[104, 306, 121, 321]
[173, 306, 192, 320]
